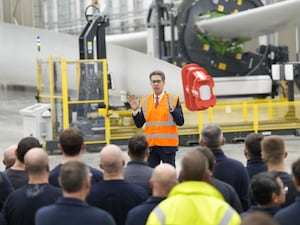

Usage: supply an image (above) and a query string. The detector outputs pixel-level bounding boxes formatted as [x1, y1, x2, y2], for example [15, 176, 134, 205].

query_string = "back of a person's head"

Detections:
[100, 144, 124, 174]
[180, 149, 208, 181]
[151, 163, 177, 194]
[24, 148, 49, 175]
[59, 161, 89, 193]
[245, 133, 264, 158]
[128, 135, 148, 159]
[250, 171, 282, 205]
[59, 128, 84, 156]
[261, 135, 285, 164]
[3, 144, 17, 169]
[292, 157, 300, 184]
[200, 124, 223, 149]
[241, 211, 279, 225]
[17, 136, 41, 163]
[195, 146, 215, 172]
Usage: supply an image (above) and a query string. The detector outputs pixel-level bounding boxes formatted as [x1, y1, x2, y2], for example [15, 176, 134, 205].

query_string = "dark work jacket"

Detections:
[125, 196, 165, 225]
[276, 171, 297, 208]
[241, 205, 280, 217]
[213, 177, 243, 213]
[212, 149, 250, 211]
[124, 160, 153, 195]
[246, 158, 267, 180]
[2, 183, 62, 225]
[49, 164, 103, 187]
[274, 192, 300, 225]
[35, 197, 116, 225]
[86, 180, 148, 225]
[0, 172, 14, 210]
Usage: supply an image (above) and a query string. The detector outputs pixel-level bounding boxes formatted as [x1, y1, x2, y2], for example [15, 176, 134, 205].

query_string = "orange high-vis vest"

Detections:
[141, 93, 179, 147]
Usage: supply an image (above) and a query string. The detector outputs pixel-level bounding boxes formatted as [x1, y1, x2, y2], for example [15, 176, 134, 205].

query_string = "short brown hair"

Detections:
[245, 133, 264, 158]
[59, 161, 89, 193]
[59, 128, 84, 156]
[181, 149, 208, 181]
[128, 135, 148, 159]
[261, 136, 285, 164]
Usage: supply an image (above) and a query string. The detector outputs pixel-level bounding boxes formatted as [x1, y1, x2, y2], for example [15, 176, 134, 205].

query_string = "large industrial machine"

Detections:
[147, 0, 300, 98]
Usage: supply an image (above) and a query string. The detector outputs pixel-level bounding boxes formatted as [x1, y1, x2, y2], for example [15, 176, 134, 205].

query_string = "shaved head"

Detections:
[151, 163, 177, 194]
[100, 144, 124, 175]
[24, 148, 49, 175]
[3, 144, 17, 169]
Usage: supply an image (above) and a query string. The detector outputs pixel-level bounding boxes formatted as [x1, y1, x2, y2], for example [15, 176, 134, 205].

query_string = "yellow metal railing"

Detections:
[61, 59, 110, 145]
[104, 98, 300, 142]
[37, 56, 110, 147]
[177, 99, 300, 136]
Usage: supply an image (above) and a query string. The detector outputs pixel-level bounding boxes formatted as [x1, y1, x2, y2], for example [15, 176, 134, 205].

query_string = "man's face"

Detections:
[150, 74, 165, 95]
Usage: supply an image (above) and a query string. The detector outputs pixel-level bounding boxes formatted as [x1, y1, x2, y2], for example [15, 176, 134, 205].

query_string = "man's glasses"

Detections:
[282, 186, 288, 194]
[151, 80, 162, 84]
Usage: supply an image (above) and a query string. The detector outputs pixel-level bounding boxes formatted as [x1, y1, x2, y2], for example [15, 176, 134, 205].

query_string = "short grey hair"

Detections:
[201, 124, 223, 148]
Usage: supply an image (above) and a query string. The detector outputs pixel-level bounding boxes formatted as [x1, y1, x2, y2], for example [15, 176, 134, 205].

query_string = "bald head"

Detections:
[24, 148, 49, 176]
[100, 144, 125, 177]
[150, 163, 177, 196]
[3, 144, 17, 169]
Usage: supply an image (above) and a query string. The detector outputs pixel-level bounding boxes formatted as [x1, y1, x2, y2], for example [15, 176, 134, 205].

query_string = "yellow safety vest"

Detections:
[141, 93, 179, 147]
[146, 181, 241, 225]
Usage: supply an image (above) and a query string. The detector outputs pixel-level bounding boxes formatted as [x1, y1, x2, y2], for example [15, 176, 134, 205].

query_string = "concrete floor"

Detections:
[1, 86, 300, 173]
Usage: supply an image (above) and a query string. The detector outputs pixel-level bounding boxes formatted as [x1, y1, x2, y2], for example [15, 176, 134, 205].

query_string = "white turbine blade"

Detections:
[195, 0, 300, 40]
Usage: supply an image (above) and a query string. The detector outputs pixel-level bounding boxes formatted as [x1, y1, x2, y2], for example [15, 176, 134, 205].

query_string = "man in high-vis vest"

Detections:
[146, 149, 241, 225]
[128, 70, 184, 168]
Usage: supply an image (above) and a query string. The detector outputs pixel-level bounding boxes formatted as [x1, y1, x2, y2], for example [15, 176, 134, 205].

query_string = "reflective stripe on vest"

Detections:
[146, 134, 178, 139]
[218, 206, 235, 225]
[146, 121, 175, 126]
[153, 206, 165, 225]
[153, 205, 234, 225]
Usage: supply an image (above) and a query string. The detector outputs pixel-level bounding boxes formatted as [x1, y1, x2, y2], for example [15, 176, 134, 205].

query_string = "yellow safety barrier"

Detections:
[178, 99, 300, 137]
[37, 56, 110, 149]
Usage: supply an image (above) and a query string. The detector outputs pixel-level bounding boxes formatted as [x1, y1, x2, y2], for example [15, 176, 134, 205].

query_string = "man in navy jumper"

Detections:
[199, 123, 250, 211]
[4, 136, 41, 189]
[125, 163, 177, 225]
[244, 132, 267, 179]
[35, 161, 115, 225]
[49, 127, 103, 187]
[124, 134, 153, 195]
[196, 146, 243, 213]
[242, 171, 286, 217]
[2, 148, 61, 225]
[86, 144, 148, 225]
[261, 135, 296, 208]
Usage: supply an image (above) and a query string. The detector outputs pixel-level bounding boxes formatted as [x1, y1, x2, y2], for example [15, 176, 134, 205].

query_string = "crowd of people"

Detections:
[0, 124, 298, 225]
